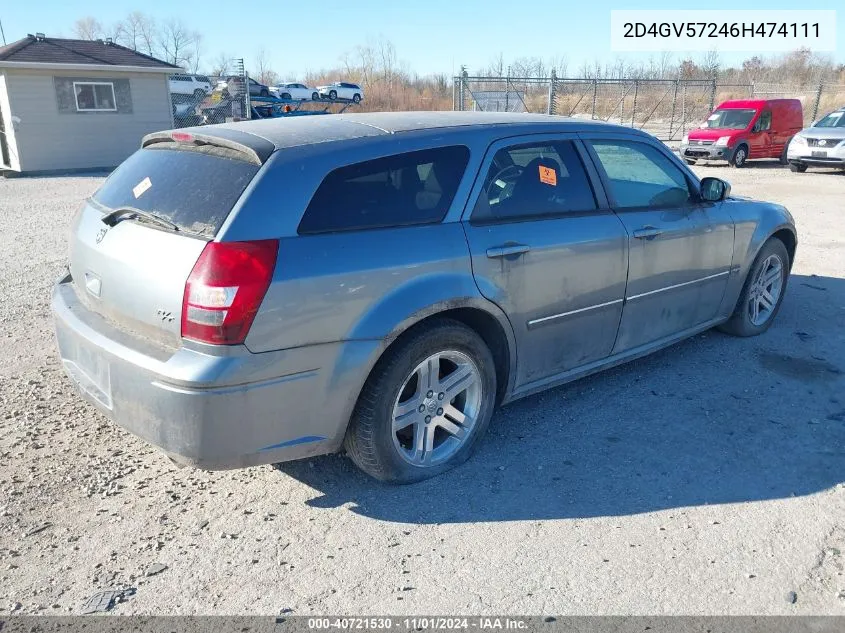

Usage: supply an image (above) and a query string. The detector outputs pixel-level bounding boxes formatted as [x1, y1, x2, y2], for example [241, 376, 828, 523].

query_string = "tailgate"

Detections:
[68, 143, 262, 344]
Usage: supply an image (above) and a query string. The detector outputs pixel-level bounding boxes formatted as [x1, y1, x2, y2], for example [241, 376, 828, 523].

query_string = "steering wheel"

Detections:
[485, 164, 523, 202]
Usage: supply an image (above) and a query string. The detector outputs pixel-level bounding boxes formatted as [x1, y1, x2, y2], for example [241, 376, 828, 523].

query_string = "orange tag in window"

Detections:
[538, 165, 557, 186]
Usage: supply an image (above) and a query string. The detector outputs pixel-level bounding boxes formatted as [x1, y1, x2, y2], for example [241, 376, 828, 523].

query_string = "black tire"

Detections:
[260, 89, 269, 97]
[790, 162, 808, 173]
[352, 93, 362, 103]
[729, 144, 749, 168]
[329, 90, 337, 100]
[717, 238, 790, 337]
[312, 92, 319, 101]
[779, 139, 791, 165]
[344, 319, 497, 484]
[684, 158, 697, 166]
[193, 89, 205, 99]
[281, 93, 291, 100]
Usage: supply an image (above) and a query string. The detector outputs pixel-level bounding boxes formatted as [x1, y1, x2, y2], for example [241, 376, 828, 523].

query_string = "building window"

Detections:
[73, 82, 117, 112]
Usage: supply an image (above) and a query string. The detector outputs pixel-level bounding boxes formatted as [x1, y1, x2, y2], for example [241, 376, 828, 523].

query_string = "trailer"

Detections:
[248, 94, 359, 119]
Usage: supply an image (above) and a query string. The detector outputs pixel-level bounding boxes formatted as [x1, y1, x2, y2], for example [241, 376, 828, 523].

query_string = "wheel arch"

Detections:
[358, 297, 516, 406]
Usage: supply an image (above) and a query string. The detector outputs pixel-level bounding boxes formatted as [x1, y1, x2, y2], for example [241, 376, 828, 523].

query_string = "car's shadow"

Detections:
[274, 274, 845, 523]
[693, 160, 845, 174]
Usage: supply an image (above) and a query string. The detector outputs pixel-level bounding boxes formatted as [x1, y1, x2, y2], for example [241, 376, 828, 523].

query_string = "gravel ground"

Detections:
[0, 163, 843, 616]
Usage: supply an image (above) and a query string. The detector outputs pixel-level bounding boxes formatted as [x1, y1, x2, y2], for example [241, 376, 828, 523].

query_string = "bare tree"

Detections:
[254, 48, 278, 85]
[73, 17, 103, 40]
[658, 51, 673, 79]
[158, 19, 201, 70]
[114, 12, 155, 54]
[699, 49, 721, 79]
[211, 52, 231, 78]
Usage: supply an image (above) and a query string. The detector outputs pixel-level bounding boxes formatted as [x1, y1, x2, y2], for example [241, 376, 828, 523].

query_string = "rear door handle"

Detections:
[632, 226, 664, 240]
[486, 243, 531, 258]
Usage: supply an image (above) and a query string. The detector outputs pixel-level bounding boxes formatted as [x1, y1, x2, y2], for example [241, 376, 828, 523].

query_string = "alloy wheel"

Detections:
[747, 254, 784, 326]
[391, 351, 482, 467]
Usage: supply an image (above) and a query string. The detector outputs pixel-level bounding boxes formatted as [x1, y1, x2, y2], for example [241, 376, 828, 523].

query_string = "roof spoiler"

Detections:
[141, 128, 275, 165]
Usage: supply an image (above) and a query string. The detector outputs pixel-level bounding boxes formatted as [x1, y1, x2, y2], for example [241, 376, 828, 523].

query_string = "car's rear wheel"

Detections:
[344, 319, 497, 483]
[730, 144, 748, 168]
[329, 90, 337, 100]
[281, 92, 291, 100]
[718, 238, 790, 337]
[790, 162, 808, 173]
[260, 89, 269, 97]
[353, 93, 362, 103]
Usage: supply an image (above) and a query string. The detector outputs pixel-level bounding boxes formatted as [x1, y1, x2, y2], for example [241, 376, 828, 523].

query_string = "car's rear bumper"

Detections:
[51, 274, 363, 470]
[679, 144, 730, 160]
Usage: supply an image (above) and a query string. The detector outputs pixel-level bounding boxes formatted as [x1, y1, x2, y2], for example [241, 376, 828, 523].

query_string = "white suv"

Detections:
[317, 82, 363, 103]
[273, 82, 320, 101]
[168, 74, 213, 98]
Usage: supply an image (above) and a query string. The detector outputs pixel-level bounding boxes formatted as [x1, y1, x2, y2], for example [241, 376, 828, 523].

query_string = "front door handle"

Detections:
[486, 243, 531, 258]
[633, 226, 664, 240]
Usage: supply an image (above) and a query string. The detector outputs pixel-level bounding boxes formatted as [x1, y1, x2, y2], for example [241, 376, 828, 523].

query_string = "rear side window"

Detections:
[92, 148, 259, 238]
[298, 146, 470, 234]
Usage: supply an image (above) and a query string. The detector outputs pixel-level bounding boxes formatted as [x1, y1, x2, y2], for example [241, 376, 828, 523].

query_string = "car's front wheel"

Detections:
[730, 144, 748, 168]
[344, 319, 497, 483]
[352, 93, 362, 103]
[718, 237, 790, 337]
[312, 92, 319, 101]
[789, 162, 808, 173]
[329, 90, 337, 100]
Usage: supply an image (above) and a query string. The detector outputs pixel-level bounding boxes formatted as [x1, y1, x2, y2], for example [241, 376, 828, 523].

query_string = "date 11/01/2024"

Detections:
[307, 618, 529, 630]
[623, 22, 820, 39]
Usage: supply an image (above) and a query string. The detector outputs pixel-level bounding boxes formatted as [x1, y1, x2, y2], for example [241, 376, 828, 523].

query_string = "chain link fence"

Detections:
[454, 73, 845, 142]
[170, 58, 250, 129]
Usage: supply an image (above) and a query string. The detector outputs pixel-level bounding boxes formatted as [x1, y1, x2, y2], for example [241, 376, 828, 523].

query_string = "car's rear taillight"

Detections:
[181, 240, 278, 345]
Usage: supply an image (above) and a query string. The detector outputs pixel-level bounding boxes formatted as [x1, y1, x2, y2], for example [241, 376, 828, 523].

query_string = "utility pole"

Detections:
[0, 18, 7, 46]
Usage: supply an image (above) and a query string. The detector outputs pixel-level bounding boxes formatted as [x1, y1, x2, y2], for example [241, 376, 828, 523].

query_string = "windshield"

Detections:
[704, 108, 757, 130]
[814, 111, 845, 128]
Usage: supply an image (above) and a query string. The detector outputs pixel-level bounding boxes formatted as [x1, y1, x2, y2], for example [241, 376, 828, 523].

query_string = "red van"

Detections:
[679, 99, 803, 167]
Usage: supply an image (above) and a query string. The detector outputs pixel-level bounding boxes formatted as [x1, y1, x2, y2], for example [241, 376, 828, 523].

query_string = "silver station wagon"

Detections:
[52, 112, 797, 483]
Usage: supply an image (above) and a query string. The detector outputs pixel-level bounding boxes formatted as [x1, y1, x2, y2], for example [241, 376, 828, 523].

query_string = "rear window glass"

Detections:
[298, 146, 470, 234]
[92, 148, 259, 238]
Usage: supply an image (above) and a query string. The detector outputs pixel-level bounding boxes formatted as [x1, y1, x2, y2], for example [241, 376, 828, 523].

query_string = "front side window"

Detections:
[298, 146, 470, 234]
[74, 82, 116, 111]
[589, 140, 693, 209]
[472, 140, 597, 222]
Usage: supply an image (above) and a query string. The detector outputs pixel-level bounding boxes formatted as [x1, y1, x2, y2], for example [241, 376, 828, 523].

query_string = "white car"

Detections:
[317, 81, 364, 103]
[168, 74, 213, 98]
[272, 82, 320, 101]
[786, 106, 845, 172]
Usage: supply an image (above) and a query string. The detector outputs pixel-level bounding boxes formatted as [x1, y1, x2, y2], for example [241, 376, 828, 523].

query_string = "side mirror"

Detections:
[752, 122, 761, 133]
[700, 177, 731, 202]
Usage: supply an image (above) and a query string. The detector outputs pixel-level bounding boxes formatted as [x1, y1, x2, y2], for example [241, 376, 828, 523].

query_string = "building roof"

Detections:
[0, 34, 180, 71]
